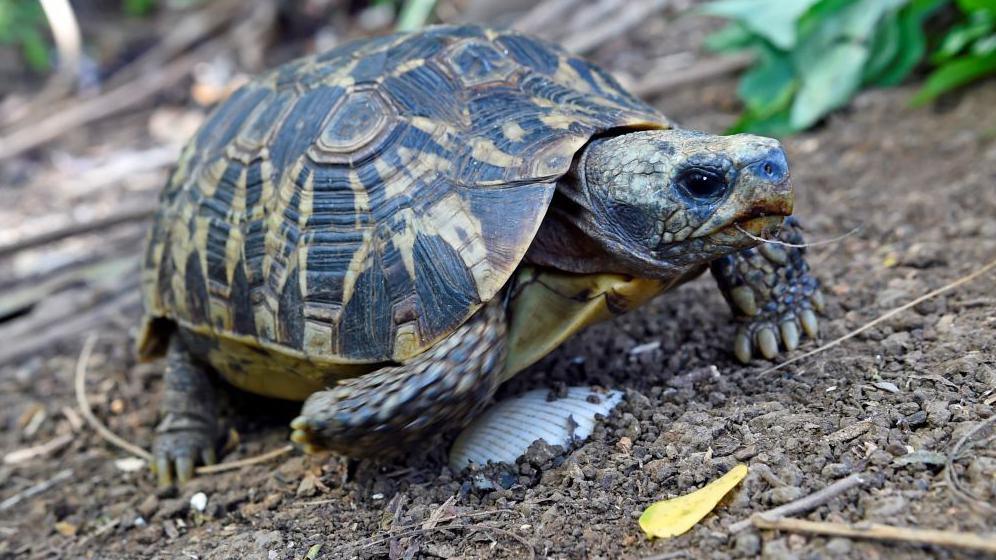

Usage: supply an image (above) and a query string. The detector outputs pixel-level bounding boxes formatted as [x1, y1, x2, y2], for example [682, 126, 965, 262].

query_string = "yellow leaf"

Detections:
[639, 463, 748, 539]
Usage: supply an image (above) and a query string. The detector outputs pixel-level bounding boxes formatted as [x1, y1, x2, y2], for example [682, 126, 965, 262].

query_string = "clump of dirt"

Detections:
[3, 16, 996, 560]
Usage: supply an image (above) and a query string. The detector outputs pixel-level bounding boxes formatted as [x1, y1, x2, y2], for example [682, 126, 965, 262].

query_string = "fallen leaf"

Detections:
[54, 521, 78, 537]
[639, 463, 748, 539]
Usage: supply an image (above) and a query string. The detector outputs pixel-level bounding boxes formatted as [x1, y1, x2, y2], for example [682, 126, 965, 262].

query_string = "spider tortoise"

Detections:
[139, 24, 823, 485]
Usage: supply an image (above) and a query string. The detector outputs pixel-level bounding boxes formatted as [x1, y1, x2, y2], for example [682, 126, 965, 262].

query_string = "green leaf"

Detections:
[738, 49, 797, 116]
[911, 50, 996, 104]
[791, 43, 868, 129]
[973, 32, 996, 53]
[124, 0, 157, 17]
[18, 27, 49, 71]
[701, 0, 821, 49]
[863, 10, 903, 83]
[873, 0, 946, 86]
[958, 0, 996, 12]
[704, 22, 758, 52]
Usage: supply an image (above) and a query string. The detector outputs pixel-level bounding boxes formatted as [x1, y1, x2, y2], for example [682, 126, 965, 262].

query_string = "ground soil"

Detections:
[1, 9, 995, 560]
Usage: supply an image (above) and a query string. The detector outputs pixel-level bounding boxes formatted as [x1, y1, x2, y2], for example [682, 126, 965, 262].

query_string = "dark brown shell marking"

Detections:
[141, 24, 668, 364]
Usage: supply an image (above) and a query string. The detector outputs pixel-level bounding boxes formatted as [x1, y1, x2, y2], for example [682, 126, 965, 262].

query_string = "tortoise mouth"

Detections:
[710, 215, 786, 245]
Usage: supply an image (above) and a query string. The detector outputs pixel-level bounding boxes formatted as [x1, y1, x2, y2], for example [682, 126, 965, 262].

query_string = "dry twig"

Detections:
[728, 473, 868, 533]
[0, 38, 222, 161]
[74, 334, 297, 476]
[631, 53, 754, 98]
[562, 0, 669, 53]
[944, 415, 996, 514]
[752, 516, 996, 554]
[0, 469, 73, 512]
[75, 335, 155, 461]
[759, 256, 996, 375]
[0, 201, 158, 259]
[3, 434, 75, 465]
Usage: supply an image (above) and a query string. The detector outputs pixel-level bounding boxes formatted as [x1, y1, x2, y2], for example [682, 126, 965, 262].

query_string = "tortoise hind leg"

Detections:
[711, 217, 825, 363]
[151, 336, 220, 486]
[290, 298, 507, 455]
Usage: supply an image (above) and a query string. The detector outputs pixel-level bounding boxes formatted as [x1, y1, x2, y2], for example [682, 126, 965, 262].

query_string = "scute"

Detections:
[140, 24, 669, 366]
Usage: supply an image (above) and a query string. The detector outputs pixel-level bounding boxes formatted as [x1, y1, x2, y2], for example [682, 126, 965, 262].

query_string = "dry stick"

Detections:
[562, 0, 669, 53]
[39, 0, 82, 85]
[0, 469, 73, 512]
[0, 201, 158, 259]
[758, 255, 996, 376]
[3, 433, 75, 465]
[728, 473, 868, 533]
[74, 334, 295, 475]
[75, 335, 154, 461]
[0, 288, 141, 366]
[512, 0, 581, 35]
[944, 415, 996, 514]
[0, 37, 221, 161]
[735, 223, 863, 249]
[631, 53, 754, 98]
[752, 517, 996, 554]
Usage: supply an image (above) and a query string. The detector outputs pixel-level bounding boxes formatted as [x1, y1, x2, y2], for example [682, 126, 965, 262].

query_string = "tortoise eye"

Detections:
[676, 168, 728, 201]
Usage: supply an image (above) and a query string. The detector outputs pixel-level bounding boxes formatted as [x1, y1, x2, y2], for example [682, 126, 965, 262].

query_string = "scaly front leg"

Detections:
[711, 217, 825, 363]
[290, 298, 507, 456]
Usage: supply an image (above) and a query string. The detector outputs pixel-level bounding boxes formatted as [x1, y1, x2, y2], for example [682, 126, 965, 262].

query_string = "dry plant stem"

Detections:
[0, 201, 158, 259]
[562, 0, 669, 53]
[735, 224, 862, 249]
[631, 53, 754, 98]
[39, 0, 82, 79]
[195, 445, 294, 474]
[728, 473, 868, 533]
[752, 516, 996, 554]
[75, 335, 155, 461]
[759, 255, 996, 375]
[945, 415, 996, 513]
[0, 469, 73, 512]
[513, 0, 580, 34]
[3, 433, 75, 465]
[0, 38, 222, 161]
[74, 334, 296, 476]
[0, 288, 141, 366]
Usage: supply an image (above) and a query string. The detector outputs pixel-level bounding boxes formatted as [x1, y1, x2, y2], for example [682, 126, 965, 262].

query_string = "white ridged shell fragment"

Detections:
[449, 386, 624, 471]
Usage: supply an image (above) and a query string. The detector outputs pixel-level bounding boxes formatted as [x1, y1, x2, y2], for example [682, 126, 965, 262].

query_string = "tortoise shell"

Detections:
[140, 24, 669, 365]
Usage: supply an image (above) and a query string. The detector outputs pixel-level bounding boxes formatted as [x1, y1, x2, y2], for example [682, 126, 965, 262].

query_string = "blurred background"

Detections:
[1, 1, 995, 559]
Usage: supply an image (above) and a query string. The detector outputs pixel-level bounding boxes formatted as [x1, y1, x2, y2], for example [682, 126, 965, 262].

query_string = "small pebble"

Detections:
[734, 531, 761, 556]
[190, 492, 208, 513]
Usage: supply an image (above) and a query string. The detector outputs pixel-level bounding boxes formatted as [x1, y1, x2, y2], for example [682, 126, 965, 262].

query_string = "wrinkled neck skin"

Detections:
[526, 138, 699, 281]
[525, 129, 792, 282]
[526, 182, 699, 282]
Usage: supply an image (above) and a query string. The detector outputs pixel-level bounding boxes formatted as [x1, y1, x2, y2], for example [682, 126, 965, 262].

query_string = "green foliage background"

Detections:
[705, 0, 996, 135]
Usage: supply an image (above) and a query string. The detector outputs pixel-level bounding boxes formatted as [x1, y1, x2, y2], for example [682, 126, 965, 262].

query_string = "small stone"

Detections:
[734, 531, 761, 556]
[825, 537, 852, 555]
[615, 436, 633, 454]
[189, 492, 208, 513]
[768, 486, 804, 505]
[901, 411, 928, 428]
[871, 381, 900, 393]
[137, 495, 159, 518]
[924, 400, 951, 426]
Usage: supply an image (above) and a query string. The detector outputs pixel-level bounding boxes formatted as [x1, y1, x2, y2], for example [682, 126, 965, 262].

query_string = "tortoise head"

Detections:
[576, 128, 793, 275]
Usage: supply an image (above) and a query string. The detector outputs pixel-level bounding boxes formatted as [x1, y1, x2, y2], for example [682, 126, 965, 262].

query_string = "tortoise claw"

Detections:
[780, 321, 800, 351]
[756, 328, 779, 360]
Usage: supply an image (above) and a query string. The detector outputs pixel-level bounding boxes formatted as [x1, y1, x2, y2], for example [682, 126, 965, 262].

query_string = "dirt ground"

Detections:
[1, 8, 995, 560]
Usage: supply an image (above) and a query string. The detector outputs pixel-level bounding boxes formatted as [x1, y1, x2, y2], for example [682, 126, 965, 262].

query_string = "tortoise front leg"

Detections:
[290, 298, 507, 456]
[711, 217, 825, 363]
[151, 336, 219, 486]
